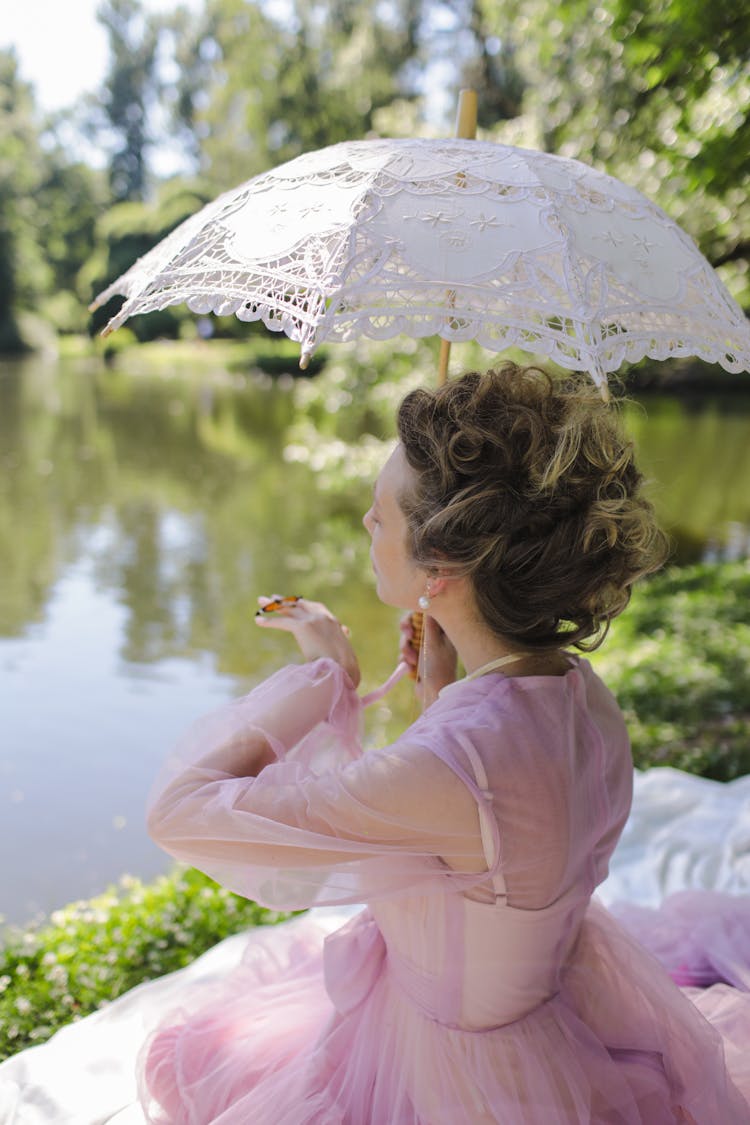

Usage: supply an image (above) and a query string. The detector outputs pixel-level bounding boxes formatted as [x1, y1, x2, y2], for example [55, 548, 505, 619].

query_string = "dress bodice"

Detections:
[365, 891, 589, 1032]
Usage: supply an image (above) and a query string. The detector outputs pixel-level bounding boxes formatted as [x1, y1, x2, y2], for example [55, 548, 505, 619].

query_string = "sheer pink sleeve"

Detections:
[146, 659, 489, 909]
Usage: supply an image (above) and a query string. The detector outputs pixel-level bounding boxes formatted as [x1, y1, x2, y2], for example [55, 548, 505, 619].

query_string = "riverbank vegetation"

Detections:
[2, 559, 748, 1059]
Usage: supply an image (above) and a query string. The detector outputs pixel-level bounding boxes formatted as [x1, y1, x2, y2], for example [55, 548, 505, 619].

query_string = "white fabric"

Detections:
[1, 767, 749, 1124]
[91, 139, 750, 391]
[598, 768, 750, 908]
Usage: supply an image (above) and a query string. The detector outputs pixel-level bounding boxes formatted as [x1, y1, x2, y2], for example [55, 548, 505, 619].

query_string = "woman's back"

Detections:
[370, 659, 633, 1031]
[411, 659, 632, 902]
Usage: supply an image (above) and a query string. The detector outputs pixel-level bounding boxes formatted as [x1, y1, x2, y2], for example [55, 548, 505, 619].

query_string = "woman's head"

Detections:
[394, 363, 669, 651]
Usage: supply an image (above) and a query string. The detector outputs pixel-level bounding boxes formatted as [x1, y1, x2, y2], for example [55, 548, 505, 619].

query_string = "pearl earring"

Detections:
[418, 584, 432, 611]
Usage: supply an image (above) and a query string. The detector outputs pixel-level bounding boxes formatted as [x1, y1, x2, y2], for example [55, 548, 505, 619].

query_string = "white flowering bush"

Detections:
[0, 868, 291, 1060]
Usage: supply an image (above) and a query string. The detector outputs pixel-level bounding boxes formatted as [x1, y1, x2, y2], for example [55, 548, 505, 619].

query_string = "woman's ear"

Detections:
[425, 574, 450, 599]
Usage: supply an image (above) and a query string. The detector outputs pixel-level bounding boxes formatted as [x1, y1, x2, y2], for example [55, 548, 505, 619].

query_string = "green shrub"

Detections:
[0, 867, 291, 1060]
[591, 561, 750, 779]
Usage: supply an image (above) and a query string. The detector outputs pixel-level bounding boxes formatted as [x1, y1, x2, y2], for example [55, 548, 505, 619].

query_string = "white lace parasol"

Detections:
[92, 138, 750, 394]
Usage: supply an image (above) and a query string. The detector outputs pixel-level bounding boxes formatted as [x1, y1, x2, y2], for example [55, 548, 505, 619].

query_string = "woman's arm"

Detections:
[147, 732, 485, 900]
[145, 658, 487, 908]
[169, 586, 363, 780]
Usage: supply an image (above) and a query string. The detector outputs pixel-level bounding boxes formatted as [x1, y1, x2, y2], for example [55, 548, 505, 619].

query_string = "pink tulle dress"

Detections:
[139, 657, 750, 1123]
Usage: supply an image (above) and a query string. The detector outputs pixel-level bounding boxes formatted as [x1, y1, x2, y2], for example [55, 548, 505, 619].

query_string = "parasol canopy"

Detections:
[92, 138, 750, 396]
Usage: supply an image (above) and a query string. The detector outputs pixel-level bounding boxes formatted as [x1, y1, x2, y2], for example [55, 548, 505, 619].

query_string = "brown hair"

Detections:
[396, 364, 669, 651]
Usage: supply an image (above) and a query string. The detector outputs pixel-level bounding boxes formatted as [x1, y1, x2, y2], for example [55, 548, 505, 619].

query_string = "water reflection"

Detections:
[0, 356, 381, 669]
[1, 353, 750, 925]
[0, 354, 404, 925]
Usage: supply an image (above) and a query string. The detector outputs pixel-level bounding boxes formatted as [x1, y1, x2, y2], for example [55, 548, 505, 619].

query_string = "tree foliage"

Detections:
[166, 0, 424, 189]
[0, 51, 103, 348]
[478, 0, 750, 298]
[95, 0, 161, 202]
[0, 51, 44, 350]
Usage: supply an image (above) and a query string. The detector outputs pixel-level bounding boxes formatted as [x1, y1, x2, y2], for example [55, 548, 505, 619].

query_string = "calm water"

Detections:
[1, 352, 749, 926]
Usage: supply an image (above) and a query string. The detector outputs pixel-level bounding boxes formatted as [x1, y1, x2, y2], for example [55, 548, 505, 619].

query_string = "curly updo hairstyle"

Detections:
[396, 364, 669, 651]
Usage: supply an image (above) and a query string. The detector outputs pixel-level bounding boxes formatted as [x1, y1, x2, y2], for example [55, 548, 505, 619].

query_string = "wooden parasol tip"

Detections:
[299, 352, 311, 371]
[455, 89, 478, 139]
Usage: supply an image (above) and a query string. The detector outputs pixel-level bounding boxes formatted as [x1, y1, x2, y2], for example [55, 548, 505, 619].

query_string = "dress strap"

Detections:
[456, 734, 507, 899]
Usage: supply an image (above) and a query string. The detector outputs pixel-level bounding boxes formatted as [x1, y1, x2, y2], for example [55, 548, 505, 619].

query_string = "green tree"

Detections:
[428, 0, 525, 127]
[95, 0, 161, 202]
[169, 0, 425, 189]
[477, 0, 750, 303]
[0, 49, 107, 346]
[0, 50, 48, 350]
[35, 143, 107, 332]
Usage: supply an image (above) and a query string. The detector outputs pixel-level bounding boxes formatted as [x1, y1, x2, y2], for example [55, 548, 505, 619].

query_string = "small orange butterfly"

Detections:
[258, 595, 302, 614]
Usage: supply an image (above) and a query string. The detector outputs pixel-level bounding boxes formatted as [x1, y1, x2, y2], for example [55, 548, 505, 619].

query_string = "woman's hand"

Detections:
[399, 612, 458, 707]
[255, 596, 361, 688]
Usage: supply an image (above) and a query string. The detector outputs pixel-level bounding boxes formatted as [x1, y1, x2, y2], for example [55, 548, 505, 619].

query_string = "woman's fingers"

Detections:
[397, 612, 420, 671]
[255, 597, 295, 630]
[420, 615, 458, 699]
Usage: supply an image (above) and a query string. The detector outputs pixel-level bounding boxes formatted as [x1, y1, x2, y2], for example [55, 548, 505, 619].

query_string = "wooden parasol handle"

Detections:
[437, 88, 478, 386]
[407, 610, 425, 680]
[410, 90, 479, 679]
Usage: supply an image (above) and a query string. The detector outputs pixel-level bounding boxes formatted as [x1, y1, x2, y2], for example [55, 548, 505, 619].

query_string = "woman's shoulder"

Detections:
[428, 655, 591, 712]
[404, 656, 627, 760]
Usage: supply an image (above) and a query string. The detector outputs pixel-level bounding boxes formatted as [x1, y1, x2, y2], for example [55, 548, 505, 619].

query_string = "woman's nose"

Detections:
[362, 509, 373, 534]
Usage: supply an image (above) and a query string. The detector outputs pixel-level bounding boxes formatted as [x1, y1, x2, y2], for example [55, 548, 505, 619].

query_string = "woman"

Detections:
[140, 365, 750, 1123]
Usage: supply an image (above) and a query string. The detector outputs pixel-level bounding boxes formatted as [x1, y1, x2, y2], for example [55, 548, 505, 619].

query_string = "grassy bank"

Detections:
[2, 561, 748, 1060]
[0, 868, 291, 1061]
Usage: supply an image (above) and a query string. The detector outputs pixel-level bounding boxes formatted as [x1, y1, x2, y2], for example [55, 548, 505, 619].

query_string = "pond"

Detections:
[1, 349, 749, 927]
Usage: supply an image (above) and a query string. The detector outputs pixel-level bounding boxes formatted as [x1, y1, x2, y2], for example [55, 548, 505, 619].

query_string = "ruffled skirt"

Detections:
[139, 896, 750, 1124]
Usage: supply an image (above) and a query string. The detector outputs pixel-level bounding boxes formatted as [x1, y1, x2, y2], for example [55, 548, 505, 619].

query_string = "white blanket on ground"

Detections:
[2, 768, 750, 1125]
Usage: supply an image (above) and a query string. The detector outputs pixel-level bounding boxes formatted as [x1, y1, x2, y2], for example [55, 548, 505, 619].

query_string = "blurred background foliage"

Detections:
[591, 562, 750, 780]
[0, 0, 748, 355]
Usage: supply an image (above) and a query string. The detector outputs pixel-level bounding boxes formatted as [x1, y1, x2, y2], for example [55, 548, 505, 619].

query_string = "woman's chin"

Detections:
[373, 577, 394, 606]
[370, 572, 414, 611]
[374, 582, 391, 606]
